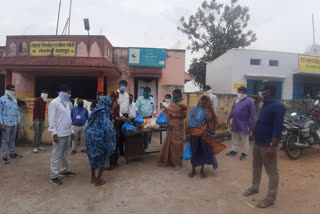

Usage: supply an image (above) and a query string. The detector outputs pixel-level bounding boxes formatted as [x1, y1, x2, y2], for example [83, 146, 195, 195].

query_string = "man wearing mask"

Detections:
[135, 87, 157, 149]
[90, 92, 104, 111]
[243, 83, 285, 208]
[226, 87, 255, 160]
[71, 98, 89, 155]
[0, 84, 22, 164]
[48, 84, 76, 186]
[117, 80, 130, 118]
[117, 80, 130, 155]
[203, 85, 219, 113]
[128, 94, 136, 120]
[135, 87, 157, 118]
[32, 89, 48, 153]
[160, 94, 171, 111]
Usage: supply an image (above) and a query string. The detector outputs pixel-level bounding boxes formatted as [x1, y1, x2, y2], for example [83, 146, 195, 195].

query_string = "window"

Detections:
[269, 60, 279, 66]
[250, 58, 261, 65]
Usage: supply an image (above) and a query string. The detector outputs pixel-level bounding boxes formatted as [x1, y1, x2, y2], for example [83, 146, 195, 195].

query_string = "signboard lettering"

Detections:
[30, 41, 76, 56]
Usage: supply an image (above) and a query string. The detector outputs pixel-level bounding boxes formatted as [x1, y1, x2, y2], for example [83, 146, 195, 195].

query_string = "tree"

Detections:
[178, 0, 257, 87]
[188, 59, 207, 89]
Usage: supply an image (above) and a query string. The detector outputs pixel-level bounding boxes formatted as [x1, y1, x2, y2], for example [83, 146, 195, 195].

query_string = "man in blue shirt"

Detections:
[71, 98, 89, 155]
[135, 87, 157, 118]
[135, 87, 157, 149]
[243, 83, 285, 208]
[0, 84, 22, 164]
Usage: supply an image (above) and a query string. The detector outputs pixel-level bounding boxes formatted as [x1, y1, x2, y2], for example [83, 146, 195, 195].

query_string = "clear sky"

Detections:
[1, 0, 320, 70]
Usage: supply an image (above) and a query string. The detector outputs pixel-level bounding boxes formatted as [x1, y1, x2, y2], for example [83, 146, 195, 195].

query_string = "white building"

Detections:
[206, 48, 320, 99]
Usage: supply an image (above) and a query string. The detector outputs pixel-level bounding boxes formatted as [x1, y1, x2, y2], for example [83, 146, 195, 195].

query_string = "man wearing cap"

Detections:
[117, 80, 130, 155]
[226, 87, 255, 160]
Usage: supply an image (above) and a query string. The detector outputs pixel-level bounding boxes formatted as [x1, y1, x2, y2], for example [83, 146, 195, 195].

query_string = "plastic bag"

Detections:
[156, 112, 168, 125]
[122, 122, 135, 132]
[134, 114, 144, 124]
[183, 144, 192, 161]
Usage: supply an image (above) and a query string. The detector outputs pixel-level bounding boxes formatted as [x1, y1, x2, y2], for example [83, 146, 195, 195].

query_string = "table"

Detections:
[122, 127, 167, 163]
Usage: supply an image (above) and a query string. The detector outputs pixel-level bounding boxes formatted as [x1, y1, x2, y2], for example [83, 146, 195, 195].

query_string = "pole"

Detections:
[312, 13, 315, 45]
[56, 0, 62, 35]
[68, 0, 72, 35]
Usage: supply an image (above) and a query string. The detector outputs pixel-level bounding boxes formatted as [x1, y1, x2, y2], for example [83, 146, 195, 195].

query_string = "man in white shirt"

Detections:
[117, 80, 130, 118]
[48, 84, 76, 186]
[128, 94, 137, 120]
[203, 85, 219, 113]
[117, 80, 130, 156]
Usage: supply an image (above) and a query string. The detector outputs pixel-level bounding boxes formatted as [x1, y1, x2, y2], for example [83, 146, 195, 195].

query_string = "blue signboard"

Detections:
[128, 47, 166, 67]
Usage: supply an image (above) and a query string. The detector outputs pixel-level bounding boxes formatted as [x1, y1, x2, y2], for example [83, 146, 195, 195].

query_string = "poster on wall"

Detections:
[128, 47, 166, 67]
[30, 41, 76, 56]
[232, 82, 247, 90]
[299, 55, 320, 73]
[137, 80, 157, 104]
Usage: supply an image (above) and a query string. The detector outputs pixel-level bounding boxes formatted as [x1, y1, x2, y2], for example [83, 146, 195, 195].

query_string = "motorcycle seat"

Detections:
[293, 123, 305, 129]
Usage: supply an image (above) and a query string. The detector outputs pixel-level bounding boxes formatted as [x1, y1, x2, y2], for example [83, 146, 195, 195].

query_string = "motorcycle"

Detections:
[283, 100, 320, 160]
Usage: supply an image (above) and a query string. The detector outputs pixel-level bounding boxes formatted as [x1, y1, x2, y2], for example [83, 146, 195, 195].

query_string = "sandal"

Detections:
[243, 188, 258, 197]
[257, 199, 274, 208]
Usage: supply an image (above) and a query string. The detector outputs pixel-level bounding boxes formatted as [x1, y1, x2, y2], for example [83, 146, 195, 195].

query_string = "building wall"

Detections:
[12, 73, 35, 97]
[206, 51, 233, 94]
[206, 49, 298, 99]
[112, 48, 186, 113]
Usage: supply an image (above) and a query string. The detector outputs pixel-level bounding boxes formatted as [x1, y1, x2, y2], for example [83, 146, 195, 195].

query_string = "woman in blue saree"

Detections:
[86, 96, 116, 186]
[187, 94, 226, 178]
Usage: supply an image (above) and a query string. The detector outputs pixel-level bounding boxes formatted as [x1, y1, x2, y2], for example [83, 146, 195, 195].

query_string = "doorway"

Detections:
[36, 76, 99, 100]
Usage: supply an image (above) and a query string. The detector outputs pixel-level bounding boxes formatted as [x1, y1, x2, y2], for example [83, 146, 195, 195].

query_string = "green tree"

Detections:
[178, 0, 257, 88]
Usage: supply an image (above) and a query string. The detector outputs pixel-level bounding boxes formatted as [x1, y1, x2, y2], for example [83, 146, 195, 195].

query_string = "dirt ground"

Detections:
[1, 133, 320, 214]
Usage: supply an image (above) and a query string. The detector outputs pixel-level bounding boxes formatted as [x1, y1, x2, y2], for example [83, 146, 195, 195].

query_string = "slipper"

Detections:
[243, 188, 258, 197]
[257, 199, 274, 208]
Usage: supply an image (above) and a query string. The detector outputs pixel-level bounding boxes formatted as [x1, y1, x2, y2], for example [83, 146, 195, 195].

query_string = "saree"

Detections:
[86, 96, 116, 169]
[159, 100, 187, 167]
[188, 94, 226, 168]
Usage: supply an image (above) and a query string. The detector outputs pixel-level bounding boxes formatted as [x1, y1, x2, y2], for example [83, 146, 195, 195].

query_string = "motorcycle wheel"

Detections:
[284, 135, 303, 160]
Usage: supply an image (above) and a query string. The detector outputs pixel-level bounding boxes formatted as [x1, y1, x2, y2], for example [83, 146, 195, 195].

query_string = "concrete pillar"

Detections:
[97, 72, 104, 93]
[5, 70, 12, 87]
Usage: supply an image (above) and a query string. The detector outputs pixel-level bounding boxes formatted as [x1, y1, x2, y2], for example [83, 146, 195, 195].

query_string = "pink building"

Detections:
[0, 35, 188, 113]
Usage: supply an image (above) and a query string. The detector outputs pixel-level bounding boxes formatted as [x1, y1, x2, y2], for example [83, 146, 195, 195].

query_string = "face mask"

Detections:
[120, 86, 126, 92]
[143, 92, 150, 98]
[172, 95, 180, 102]
[78, 102, 84, 108]
[258, 91, 264, 99]
[59, 91, 71, 102]
[165, 99, 171, 103]
[41, 93, 48, 102]
[5, 90, 16, 99]
[129, 98, 133, 103]
[237, 93, 247, 100]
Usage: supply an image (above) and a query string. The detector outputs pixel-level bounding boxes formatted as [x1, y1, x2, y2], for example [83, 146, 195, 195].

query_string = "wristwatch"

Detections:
[270, 143, 278, 147]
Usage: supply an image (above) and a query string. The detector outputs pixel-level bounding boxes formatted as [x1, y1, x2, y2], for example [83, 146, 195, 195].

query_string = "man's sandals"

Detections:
[243, 188, 274, 208]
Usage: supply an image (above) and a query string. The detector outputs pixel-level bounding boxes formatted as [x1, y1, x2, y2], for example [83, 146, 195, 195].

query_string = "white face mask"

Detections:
[5, 90, 16, 99]
[258, 91, 264, 99]
[165, 99, 171, 103]
[237, 93, 247, 100]
[41, 93, 48, 102]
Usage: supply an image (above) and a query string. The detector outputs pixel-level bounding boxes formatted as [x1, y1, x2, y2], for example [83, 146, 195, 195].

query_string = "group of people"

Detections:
[159, 82, 285, 208]
[0, 80, 285, 208]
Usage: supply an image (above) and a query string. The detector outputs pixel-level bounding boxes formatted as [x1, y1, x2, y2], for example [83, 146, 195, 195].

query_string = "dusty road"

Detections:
[1, 135, 320, 214]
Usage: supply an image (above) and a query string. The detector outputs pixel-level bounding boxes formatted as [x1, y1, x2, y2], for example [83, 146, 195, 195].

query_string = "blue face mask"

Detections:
[120, 86, 126, 92]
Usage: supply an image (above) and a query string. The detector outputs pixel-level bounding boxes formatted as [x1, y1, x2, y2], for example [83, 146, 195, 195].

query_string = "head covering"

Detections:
[90, 96, 113, 117]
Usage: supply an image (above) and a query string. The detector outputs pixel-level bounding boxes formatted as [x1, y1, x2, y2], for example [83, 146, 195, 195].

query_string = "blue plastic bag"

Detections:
[183, 144, 192, 161]
[134, 113, 144, 124]
[156, 112, 168, 125]
[122, 122, 135, 132]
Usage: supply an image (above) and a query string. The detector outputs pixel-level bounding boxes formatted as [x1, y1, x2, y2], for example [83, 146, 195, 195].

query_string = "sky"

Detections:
[1, 0, 320, 72]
